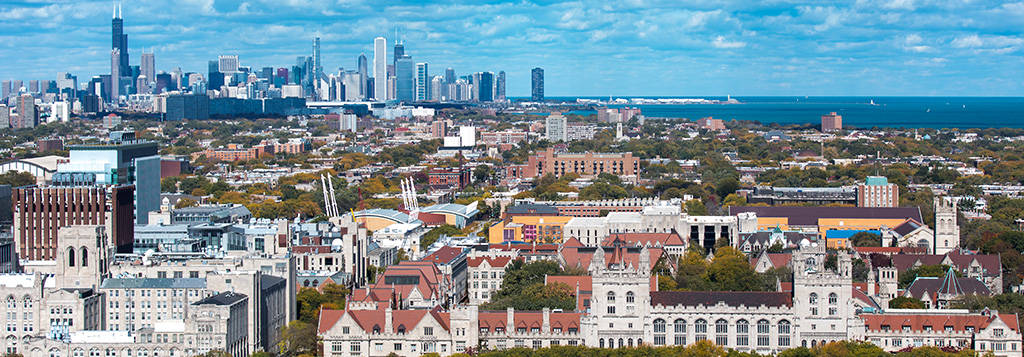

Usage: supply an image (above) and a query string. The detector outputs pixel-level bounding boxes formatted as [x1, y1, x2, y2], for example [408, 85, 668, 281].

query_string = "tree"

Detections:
[850, 232, 882, 247]
[0, 171, 35, 187]
[685, 199, 708, 215]
[706, 246, 769, 291]
[722, 193, 747, 208]
[296, 288, 326, 323]
[889, 296, 926, 309]
[716, 177, 739, 199]
[674, 248, 710, 291]
[278, 320, 317, 357]
[174, 198, 198, 209]
[852, 259, 869, 283]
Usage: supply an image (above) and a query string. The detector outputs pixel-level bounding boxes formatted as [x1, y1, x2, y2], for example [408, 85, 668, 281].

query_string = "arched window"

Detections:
[809, 292, 818, 304]
[757, 319, 770, 347]
[695, 319, 707, 341]
[778, 320, 791, 347]
[736, 319, 750, 346]
[715, 319, 729, 346]
[673, 319, 687, 345]
[90, 349, 101, 357]
[302, 280, 309, 287]
[397, 325, 406, 334]
[80, 247, 89, 267]
[67, 248, 76, 267]
[73, 349, 85, 357]
[606, 291, 616, 314]
[6, 296, 14, 308]
[628, 338, 633, 347]
[599, 339, 604, 348]
[372, 325, 381, 334]
[49, 348, 61, 357]
[654, 319, 666, 333]
[618, 338, 624, 348]
[804, 257, 815, 268]
[828, 293, 837, 305]
[607, 291, 615, 302]
[626, 291, 635, 303]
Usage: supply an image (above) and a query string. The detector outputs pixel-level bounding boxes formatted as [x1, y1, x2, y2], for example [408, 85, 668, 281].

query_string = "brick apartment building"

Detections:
[524, 147, 639, 178]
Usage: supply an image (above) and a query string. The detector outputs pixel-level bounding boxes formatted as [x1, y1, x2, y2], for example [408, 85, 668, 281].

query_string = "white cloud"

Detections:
[712, 36, 746, 49]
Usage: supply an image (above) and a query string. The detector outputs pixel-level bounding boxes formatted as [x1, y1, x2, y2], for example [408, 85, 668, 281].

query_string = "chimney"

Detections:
[506, 307, 514, 332]
[385, 307, 393, 333]
[542, 307, 551, 331]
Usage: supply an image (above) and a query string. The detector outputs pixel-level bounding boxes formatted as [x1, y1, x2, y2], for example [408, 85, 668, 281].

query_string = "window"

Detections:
[654, 319, 666, 333]
[716, 319, 729, 346]
[695, 319, 707, 341]
[828, 293, 837, 305]
[424, 327, 433, 336]
[654, 335, 666, 346]
[757, 320, 770, 347]
[809, 293, 818, 304]
[736, 320, 749, 346]
[778, 320, 791, 346]
[626, 291, 635, 303]
[674, 319, 687, 346]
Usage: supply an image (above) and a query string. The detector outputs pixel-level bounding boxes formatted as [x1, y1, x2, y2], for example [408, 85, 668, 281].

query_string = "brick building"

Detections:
[428, 167, 472, 189]
[12, 185, 135, 260]
[525, 147, 639, 178]
[821, 112, 842, 132]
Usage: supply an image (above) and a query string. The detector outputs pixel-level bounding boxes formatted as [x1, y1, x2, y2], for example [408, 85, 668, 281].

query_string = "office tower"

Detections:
[141, 51, 155, 86]
[445, 68, 455, 84]
[396, 55, 414, 102]
[415, 62, 429, 101]
[374, 37, 386, 100]
[1, 80, 10, 99]
[822, 112, 842, 132]
[473, 72, 494, 102]
[431, 76, 443, 101]
[260, 67, 273, 79]
[496, 71, 506, 101]
[11, 80, 23, 94]
[532, 67, 544, 101]
[207, 60, 223, 90]
[545, 112, 568, 142]
[393, 42, 405, 71]
[110, 48, 121, 101]
[219, 55, 239, 73]
[313, 37, 322, 80]
[341, 71, 363, 101]
[29, 80, 39, 94]
[0, 105, 8, 128]
[357, 53, 368, 100]
[14, 94, 37, 129]
[111, 3, 129, 77]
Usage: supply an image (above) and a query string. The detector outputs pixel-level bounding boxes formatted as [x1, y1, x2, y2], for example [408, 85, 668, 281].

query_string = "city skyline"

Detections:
[1, 0, 1024, 96]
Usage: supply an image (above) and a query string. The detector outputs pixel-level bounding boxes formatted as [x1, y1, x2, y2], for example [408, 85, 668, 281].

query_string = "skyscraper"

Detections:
[357, 53, 368, 100]
[15, 94, 37, 129]
[219, 55, 239, 74]
[1, 80, 10, 99]
[532, 67, 544, 101]
[415, 62, 429, 101]
[373, 37, 386, 100]
[208, 60, 224, 90]
[110, 48, 121, 101]
[111, 3, 129, 77]
[496, 71, 506, 101]
[393, 42, 405, 71]
[445, 68, 455, 84]
[140, 51, 155, 88]
[313, 37, 322, 79]
[396, 55, 414, 102]
[545, 112, 568, 142]
[473, 72, 494, 102]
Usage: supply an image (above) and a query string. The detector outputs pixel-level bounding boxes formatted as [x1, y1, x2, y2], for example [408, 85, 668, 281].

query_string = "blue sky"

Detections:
[2, 0, 1024, 96]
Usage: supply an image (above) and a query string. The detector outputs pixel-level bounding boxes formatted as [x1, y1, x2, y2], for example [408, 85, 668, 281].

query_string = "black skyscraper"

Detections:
[531, 67, 544, 101]
[112, 4, 129, 76]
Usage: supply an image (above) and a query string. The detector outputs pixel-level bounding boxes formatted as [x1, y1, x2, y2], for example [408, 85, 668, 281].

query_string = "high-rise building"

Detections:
[545, 112, 568, 142]
[110, 48, 120, 101]
[111, 3, 129, 77]
[393, 42, 405, 71]
[396, 55, 414, 102]
[219, 55, 239, 74]
[430, 76, 443, 101]
[1, 80, 10, 99]
[858, 176, 898, 208]
[373, 37, 386, 101]
[496, 71, 506, 101]
[357, 53, 368, 100]
[208, 60, 224, 90]
[29, 80, 39, 94]
[0, 105, 9, 129]
[821, 112, 842, 132]
[444, 68, 455, 84]
[313, 37, 322, 80]
[532, 67, 544, 101]
[415, 62, 429, 101]
[14, 94, 37, 129]
[140, 51, 155, 87]
[473, 72, 494, 102]
[12, 185, 135, 260]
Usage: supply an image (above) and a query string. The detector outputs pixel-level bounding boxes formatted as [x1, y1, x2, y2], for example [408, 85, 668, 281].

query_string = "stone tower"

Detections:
[934, 196, 960, 255]
[583, 240, 651, 348]
[791, 243, 856, 347]
[55, 225, 111, 289]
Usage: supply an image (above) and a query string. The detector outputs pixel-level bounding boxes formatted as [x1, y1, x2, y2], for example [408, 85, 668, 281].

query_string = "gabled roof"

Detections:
[423, 246, 466, 265]
[600, 232, 685, 247]
[860, 313, 1017, 333]
[904, 275, 991, 302]
[467, 256, 513, 268]
[892, 219, 926, 237]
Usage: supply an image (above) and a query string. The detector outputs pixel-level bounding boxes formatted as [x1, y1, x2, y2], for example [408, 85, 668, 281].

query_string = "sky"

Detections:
[2, 0, 1024, 96]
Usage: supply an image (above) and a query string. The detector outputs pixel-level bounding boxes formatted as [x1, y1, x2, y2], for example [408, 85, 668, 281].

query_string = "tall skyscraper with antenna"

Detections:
[357, 53, 368, 100]
[373, 37, 386, 101]
[111, 2, 129, 76]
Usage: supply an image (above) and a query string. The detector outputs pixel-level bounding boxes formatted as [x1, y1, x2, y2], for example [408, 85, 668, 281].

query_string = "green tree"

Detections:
[278, 320, 317, 357]
[421, 225, 463, 250]
[889, 296, 926, 309]
[0, 171, 35, 187]
[174, 198, 198, 209]
[685, 199, 708, 215]
[850, 232, 882, 247]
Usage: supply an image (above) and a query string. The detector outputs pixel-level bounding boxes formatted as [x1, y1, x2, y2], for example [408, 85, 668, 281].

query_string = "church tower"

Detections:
[583, 240, 651, 348]
[934, 196, 960, 255]
[792, 243, 856, 347]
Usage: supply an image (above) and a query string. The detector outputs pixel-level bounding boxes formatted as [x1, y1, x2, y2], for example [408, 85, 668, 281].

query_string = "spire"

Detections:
[118, 1, 122, 18]
[938, 267, 963, 296]
[112, 1, 116, 19]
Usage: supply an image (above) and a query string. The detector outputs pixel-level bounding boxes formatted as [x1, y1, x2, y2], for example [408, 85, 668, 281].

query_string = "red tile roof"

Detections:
[423, 246, 465, 265]
[600, 232, 685, 247]
[861, 313, 1016, 333]
[318, 308, 345, 334]
[477, 311, 582, 333]
[467, 256, 514, 268]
